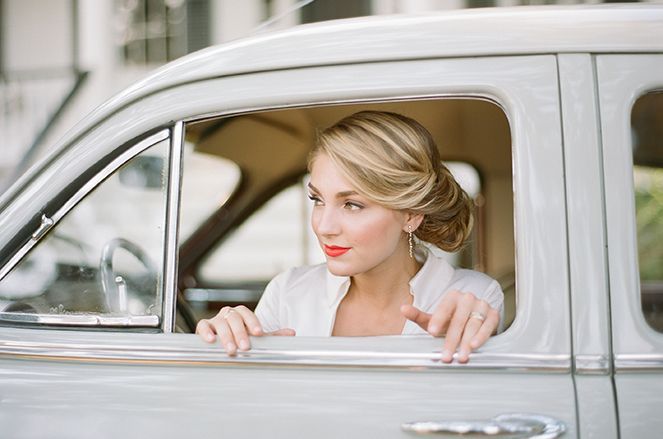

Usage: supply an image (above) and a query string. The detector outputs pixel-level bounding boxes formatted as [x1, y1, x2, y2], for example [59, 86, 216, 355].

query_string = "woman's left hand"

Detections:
[400, 290, 499, 364]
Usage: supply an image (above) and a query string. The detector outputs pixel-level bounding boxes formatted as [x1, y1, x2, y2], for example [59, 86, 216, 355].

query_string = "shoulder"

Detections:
[266, 263, 328, 293]
[450, 268, 501, 294]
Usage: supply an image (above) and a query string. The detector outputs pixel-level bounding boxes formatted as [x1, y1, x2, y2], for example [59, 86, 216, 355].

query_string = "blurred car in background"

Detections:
[0, 4, 661, 438]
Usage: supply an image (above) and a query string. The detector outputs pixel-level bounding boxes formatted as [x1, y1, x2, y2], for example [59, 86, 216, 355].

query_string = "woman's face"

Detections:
[308, 153, 411, 277]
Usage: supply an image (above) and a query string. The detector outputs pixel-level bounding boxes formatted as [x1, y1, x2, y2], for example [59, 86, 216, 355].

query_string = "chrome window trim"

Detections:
[0, 339, 571, 371]
[161, 122, 184, 333]
[0, 312, 159, 327]
[574, 354, 611, 375]
[0, 129, 170, 282]
[615, 354, 663, 372]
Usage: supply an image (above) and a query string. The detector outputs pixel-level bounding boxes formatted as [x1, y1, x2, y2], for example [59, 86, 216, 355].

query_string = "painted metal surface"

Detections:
[558, 54, 612, 375]
[0, 355, 575, 439]
[597, 54, 663, 438]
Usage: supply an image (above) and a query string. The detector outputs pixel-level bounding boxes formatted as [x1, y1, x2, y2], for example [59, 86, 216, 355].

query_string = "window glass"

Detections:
[0, 139, 169, 326]
[633, 92, 663, 332]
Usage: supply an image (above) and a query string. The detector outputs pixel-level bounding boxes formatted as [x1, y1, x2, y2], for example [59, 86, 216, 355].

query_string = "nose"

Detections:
[312, 205, 341, 237]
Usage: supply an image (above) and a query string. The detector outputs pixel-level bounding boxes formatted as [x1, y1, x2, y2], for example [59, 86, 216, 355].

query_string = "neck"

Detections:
[349, 248, 422, 308]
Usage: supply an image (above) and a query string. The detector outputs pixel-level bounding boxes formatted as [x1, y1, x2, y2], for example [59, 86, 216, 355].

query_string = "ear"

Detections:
[403, 213, 424, 232]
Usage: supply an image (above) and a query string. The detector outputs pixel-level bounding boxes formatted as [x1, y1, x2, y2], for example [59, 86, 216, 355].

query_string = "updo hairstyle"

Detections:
[310, 110, 473, 252]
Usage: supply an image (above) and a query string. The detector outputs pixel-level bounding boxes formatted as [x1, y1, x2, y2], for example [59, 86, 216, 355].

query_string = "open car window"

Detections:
[178, 99, 516, 328]
[0, 136, 170, 328]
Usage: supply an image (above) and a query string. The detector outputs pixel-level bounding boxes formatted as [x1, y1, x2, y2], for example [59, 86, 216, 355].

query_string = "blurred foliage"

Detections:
[635, 166, 663, 281]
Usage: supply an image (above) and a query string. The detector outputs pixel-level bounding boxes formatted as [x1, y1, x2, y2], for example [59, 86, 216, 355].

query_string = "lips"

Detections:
[323, 245, 351, 257]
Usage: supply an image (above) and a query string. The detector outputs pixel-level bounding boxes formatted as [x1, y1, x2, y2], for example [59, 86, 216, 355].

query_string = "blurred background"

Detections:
[0, 0, 657, 191]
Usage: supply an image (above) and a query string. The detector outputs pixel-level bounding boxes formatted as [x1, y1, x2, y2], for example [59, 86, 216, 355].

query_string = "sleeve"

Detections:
[254, 270, 289, 333]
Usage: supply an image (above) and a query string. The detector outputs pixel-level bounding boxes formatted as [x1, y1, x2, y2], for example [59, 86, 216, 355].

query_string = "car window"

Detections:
[633, 91, 663, 332]
[0, 137, 169, 328]
[179, 100, 515, 326]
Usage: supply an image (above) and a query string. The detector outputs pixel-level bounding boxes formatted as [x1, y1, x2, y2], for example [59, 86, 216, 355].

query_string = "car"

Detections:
[0, 4, 661, 438]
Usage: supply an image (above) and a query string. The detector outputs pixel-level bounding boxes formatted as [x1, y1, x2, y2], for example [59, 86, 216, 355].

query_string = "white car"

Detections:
[0, 4, 661, 438]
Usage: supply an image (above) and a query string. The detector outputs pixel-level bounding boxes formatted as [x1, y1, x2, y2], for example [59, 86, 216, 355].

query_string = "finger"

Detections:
[212, 318, 238, 356]
[233, 305, 264, 336]
[225, 310, 251, 351]
[428, 290, 462, 336]
[457, 300, 490, 363]
[195, 319, 217, 343]
[269, 328, 296, 336]
[470, 308, 500, 350]
[400, 304, 431, 331]
[441, 292, 476, 363]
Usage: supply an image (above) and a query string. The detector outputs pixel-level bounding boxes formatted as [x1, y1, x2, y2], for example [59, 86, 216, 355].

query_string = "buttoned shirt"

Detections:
[255, 248, 504, 335]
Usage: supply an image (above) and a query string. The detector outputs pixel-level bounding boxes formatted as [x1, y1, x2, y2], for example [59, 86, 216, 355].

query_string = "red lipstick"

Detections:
[324, 245, 351, 257]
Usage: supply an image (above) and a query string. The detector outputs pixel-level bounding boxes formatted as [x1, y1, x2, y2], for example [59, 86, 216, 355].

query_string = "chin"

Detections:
[325, 260, 361, 277]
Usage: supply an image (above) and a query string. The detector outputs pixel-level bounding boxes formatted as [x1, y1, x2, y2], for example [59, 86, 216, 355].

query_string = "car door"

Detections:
[597, 54, 663, 438]
[0, 57, 575, 439]
[168, 54, 576, 437]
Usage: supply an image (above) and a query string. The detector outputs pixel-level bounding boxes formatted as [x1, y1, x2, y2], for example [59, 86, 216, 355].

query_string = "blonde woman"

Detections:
[197, 111, 503, 363]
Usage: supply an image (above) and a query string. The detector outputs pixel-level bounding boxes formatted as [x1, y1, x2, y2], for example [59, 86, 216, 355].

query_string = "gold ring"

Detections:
[469, 311, 486, 322]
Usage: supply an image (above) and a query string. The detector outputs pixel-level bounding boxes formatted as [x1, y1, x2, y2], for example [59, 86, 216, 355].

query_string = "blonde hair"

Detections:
[310, 110, 473, 252]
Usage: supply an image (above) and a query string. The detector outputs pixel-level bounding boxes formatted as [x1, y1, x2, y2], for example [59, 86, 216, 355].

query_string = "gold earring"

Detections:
[408, 225, 414, 259]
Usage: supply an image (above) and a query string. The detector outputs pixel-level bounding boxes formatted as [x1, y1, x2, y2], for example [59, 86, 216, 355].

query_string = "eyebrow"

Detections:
[307, 182, 359, 198]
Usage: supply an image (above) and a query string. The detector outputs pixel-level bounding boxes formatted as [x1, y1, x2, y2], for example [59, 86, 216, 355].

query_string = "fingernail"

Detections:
[459, 349, 469, 359]
[441, 349, 452, 361]
[428, 324, 440, 335]
[226, 343, 236, 352]
[239, 340, 249, 350]
[470, 338, 479, 348]
[254, 326, 263, 335]
[206, 334, 214, 342]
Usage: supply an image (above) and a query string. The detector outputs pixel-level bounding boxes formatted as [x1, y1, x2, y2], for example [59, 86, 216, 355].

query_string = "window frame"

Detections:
[598, 54, 663, 366]
[166, 54, 570, 368]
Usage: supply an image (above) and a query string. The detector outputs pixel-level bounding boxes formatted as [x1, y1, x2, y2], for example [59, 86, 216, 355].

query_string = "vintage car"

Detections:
[0, 4, 661, 438]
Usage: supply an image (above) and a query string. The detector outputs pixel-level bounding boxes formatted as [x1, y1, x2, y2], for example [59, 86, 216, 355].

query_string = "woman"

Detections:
[197, 111, 503, 363]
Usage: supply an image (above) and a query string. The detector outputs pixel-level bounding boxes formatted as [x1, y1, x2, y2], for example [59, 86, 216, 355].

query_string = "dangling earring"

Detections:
[408, 225, 414, 259]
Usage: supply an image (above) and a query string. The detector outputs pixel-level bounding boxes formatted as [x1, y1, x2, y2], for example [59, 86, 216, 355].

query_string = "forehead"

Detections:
[309, 154, 356, 191]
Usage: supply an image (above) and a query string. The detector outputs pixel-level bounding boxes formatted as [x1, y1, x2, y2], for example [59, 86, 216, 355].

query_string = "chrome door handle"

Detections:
[402, 413, 566, 438]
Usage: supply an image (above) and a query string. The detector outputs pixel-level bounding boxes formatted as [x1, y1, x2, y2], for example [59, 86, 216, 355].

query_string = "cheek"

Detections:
[347, 211, 403, 248]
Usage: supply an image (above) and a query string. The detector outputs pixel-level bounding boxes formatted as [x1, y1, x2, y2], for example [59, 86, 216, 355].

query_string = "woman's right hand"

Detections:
[195, 305, 295, 356]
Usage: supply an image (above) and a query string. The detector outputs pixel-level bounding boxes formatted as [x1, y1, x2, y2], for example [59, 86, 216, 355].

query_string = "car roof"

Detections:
[2, 3, 662, 209]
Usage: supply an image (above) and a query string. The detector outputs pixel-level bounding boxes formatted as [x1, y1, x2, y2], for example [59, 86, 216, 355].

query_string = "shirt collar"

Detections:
[325, 270, 350, 308]
[409, 245, 455, 308]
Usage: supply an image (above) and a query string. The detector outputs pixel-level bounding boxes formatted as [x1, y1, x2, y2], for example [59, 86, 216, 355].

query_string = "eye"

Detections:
[308, 194, 323, 206]
[344, 201, 363, 211]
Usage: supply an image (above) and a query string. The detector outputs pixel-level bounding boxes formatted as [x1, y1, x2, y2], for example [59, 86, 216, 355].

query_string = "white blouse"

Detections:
[255, 248, 504, 336]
